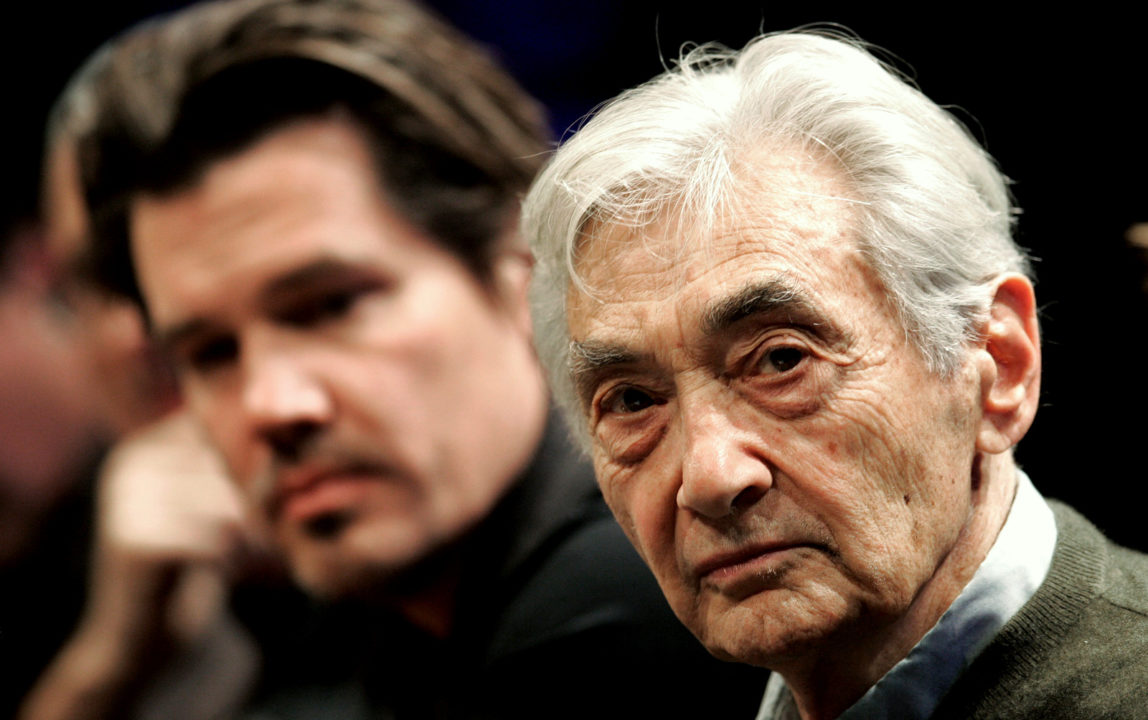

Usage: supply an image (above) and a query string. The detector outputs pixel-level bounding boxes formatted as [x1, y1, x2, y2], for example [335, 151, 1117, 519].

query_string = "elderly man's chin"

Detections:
[687, 573, 870, 668]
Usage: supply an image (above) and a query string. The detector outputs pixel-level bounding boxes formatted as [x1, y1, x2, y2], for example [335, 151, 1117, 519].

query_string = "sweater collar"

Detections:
[758, 469, 1057, 720]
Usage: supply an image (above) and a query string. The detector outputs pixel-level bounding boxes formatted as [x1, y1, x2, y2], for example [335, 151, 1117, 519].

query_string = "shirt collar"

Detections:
[757, 469, 1057, 720]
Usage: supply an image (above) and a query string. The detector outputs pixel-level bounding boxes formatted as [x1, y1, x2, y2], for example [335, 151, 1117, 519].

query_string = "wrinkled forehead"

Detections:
[568, 142, 864, 308]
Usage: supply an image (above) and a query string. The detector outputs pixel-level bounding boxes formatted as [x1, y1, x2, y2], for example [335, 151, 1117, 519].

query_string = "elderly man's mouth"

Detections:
[693, 543, 821, 596]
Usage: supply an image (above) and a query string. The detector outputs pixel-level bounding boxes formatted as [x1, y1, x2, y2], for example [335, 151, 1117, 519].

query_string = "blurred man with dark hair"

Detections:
[57, 0, 765, 717]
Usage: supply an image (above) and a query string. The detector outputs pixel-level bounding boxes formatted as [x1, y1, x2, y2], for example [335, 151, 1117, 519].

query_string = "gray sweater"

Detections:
[933, 502, 1148, 719]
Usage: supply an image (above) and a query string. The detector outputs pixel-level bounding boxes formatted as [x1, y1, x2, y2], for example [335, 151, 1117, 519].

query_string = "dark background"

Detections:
[6, 3, 1145, 549]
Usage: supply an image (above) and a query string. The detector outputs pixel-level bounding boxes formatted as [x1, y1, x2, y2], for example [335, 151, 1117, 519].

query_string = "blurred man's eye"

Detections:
[274, 274, 387, 329]
[182, 335, 239, 375]
[281, 289, 361, 327]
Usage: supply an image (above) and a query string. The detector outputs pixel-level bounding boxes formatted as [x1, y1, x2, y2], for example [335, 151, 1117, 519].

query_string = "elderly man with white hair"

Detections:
[523, 30, 1148, 720]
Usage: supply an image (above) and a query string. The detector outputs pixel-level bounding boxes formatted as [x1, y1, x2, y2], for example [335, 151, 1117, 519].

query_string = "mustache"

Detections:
[249, 432, 405, 515]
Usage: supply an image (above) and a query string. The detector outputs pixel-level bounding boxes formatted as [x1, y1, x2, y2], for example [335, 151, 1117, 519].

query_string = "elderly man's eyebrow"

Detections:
[702, 278, 845, 346]
[568, 340, 644, 406]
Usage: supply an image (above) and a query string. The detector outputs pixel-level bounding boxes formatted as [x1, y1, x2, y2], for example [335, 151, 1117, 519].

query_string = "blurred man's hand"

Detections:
[19, 410, 259, 720]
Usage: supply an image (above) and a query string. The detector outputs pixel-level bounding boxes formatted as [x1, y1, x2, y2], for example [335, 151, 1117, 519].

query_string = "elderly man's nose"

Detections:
[676, 412, 772, 519]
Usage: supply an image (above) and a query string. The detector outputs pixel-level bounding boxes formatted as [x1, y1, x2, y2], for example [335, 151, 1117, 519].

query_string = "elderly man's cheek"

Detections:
[596, 464, 672, 563]
[818, 391, 915, 470]
[595, 416, 667, 465]
[594, 464, 638, 531]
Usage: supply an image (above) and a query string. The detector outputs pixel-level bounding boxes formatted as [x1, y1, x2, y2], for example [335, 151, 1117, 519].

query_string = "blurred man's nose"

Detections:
[240, 327, 333, 461]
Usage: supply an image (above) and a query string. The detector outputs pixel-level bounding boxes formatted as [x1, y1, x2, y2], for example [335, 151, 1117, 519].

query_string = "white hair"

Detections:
[522, 30, 1029, 445]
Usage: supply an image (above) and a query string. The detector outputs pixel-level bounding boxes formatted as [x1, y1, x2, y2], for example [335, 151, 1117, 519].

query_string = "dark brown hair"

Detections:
[80, 0, 549, 302]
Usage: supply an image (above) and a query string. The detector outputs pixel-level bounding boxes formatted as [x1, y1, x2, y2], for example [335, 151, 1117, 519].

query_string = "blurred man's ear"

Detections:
[974, 274, 1041, 454]
[489, 226, 534, 339]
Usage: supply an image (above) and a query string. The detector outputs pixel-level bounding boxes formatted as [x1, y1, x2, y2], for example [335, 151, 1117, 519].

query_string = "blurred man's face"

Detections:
[43, 141, 179, 434]
[131, 116, 545, 599]
[566, 145, 984, 668]
[0, 231, 102, 563]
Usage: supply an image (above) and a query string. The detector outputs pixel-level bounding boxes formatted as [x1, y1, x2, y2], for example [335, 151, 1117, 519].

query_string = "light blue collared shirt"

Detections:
[756, 470, 1056, 720]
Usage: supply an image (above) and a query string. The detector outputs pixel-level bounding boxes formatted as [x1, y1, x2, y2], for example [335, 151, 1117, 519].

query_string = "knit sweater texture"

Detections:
[932, 501, 1148, 719]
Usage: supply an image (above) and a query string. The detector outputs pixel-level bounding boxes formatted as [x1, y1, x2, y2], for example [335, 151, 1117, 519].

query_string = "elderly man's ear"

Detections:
[974, 274, 1041, 454]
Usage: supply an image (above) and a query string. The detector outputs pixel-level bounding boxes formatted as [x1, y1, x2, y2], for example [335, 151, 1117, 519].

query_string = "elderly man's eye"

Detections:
[605, 386, 661, 414]
[758, 346, 806, 374]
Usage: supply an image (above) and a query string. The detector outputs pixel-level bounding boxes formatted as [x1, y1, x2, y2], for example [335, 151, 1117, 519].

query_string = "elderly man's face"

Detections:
[130, 116, 544, 599]
[566, 146, 984, 666]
